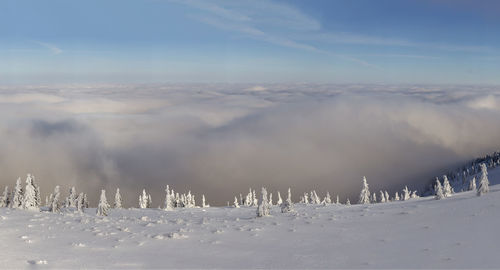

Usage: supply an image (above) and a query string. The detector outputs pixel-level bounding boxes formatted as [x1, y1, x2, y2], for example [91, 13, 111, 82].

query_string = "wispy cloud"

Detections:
[33, 41, 63, 55]
[175, 0, 378, 69]
[310, 32, 496, 53]
[173, 0, 496, 69]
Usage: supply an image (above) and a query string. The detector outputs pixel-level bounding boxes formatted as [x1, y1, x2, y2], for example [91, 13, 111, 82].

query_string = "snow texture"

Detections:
[1, 168, 500, 268]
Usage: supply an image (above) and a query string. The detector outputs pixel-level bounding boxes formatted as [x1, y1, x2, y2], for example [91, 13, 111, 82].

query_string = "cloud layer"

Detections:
[1, 83, 500, 206]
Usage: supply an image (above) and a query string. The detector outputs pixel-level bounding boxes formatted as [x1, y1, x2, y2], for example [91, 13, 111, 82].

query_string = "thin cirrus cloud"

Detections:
[177, 0, 378, 68]
[32, 41, 63, 55]
[176, 0, 496, 64]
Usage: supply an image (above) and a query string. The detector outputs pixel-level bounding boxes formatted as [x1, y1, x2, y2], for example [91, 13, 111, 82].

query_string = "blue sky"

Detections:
[1, 0, 499, 84]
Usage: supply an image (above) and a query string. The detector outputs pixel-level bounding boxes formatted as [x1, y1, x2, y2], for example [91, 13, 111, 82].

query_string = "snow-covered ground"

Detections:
[1, 169, 500, 268]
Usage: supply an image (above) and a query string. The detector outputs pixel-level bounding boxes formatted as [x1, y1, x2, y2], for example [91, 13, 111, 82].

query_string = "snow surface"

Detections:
[1, 170, 500, 268]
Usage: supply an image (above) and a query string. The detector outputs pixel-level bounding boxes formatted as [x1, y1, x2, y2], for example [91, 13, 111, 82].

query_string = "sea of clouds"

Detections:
[1, 83, 500, 206]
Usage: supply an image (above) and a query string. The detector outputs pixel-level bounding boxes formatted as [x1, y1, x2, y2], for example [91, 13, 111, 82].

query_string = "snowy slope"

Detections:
[1, 170, 500, 268]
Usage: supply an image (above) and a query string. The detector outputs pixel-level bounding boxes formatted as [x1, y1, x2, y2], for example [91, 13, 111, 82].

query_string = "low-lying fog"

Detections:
[1, 83, 500, 206]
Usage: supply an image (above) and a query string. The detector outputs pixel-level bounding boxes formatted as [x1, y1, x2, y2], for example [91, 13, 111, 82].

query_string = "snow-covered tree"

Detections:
[184, 191, 195, 208]
[252, 189, 258, 206]
[393, 192, 400, 201]
[335, 195, 340, 205]
[50, 186, 61, 213]
[23, 174, 38, 211]
[233, 196, 240, 208]
[323, 191, 332, 205]
[256, 187, 270, 217]
[410, 191, 419, 199]
[358, 176, 371, 204]
[245, 189, 252, 206]
[469, 177, 476, 191]
[434, 179, 445, 200]
[371, 192, 377, 203]
[114, 188, 122, 209]
[139, 189, 149, 208]
[477, 163, 490, 196]
[11, 177, 23, 209]
[65, 186, 77, 208]
[148, 194, 153, 208]
[442, 175, 453, 197]
[0, 186, 9, 207]
[299, 192, 308, 204]
[76, 193, 85, 213]
[379, 190, 386, 203]
[35, 185, 41, 208]
[281, 188, 294, 213]
[384, 191, 390, 202]
[164, 185, 174, 210]
[346, 198, 351, 206]
[96, 190, 110, 216]
[202, 194, 209, 208]
[268, 193, 273, 206]
[312, 190, 321, 204]
[277, 191, 283, 206]
[402, 186, 410, 201]
[83, 193, 89, 208]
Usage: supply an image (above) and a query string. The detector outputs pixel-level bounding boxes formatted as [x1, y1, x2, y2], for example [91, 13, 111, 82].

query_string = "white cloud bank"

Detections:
[0, 83, 499, 206]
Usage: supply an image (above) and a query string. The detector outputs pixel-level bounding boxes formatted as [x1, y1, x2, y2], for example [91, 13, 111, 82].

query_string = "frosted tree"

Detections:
[256, 187, 270, 217]
[410, 191, 419, 199]
[114, 188, 122, 209]
[245, 189, 252, 206]
[147, 194, 153, 208]
[323, 191, 332, 205]
[76, 193, 85, 212]
[469, 177, 477, 191]
[268, 193, 273, 206]
[477, 163, 490, 196]
[35, 185, 41, 208]
[371, 192, 377, 203]
[83, 193, 89, 208]
[434, 179, 445, 200]
[346, 198, 351, 206]
[252, 189, 258, 206]
[50, 186, 61, 212]
[384, 191, 390, 202]
[402, 186, 410, 201]
[202, 194, 209, 208]
[164, 185, 174, 210]
[191, 194, 196, 207]
[0, 186, 9, 207]
[96, 190, 110, 216]
[335, 195, 340, 204]
[139, 189, 148, 208]
[379, 190, 386, 203]
[65, 186, 77, 208]
[393, 192, 400, 201]
[23, 174, 38, 211]
[11, 177, 23, 209]
[277, 191, 283, 205]
[233, 196, 240, 208]
[442, 175, 453, 197]
[358, 176, 371, 204]
[281, 188, 294, 213]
